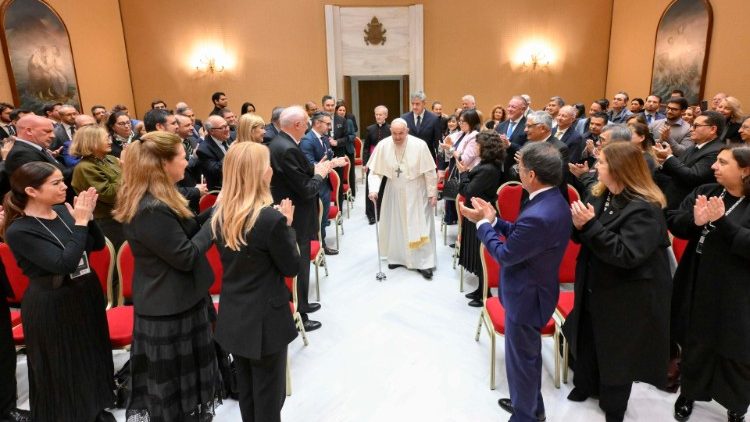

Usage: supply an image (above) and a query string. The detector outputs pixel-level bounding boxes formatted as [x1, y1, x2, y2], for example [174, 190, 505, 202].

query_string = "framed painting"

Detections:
[0, 0, 80, 111]
[650, 0, 713, 106]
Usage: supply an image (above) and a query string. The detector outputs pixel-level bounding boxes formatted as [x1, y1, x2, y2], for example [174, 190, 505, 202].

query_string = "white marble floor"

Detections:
[14, 178, 728, 421]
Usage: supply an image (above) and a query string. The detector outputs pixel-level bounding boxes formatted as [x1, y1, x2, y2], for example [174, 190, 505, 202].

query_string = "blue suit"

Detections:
[476, 187, 571, 422]
[300, 130, 333, 247]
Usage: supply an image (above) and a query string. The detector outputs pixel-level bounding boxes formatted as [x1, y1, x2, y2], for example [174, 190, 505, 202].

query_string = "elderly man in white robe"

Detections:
[367, 118, 438, 279]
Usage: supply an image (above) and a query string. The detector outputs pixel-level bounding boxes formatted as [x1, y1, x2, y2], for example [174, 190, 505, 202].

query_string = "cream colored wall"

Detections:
[0, 0, 133, 114]
[118, 0, 613, 120]
[607, 0, 750, 106]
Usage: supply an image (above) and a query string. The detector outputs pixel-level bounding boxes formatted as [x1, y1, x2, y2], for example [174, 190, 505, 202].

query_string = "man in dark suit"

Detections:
[580, 112, 609, 166]
[640, 94, 666, 124]
[363, 105, 390, 224]
[197, 115, 231, 191]
[0, 261, 29, 422]
[263, 106, 284, 145]
[0, 103, 15, 141]
[401, 91, 442, 160]
[269, 106, 332, 332]
[555, 105, 585, 163]
[608, 91, 633, 124]
[654, 111, 725, 210]
[51, 104, 79, 167]
[521, 111, 570, 202]
[175, 114, 207, 213]
[495, 95, 530, 175]
[300, 112, 339, 255]
[209, 91, 228, 116]
[3, 115, 71, 201]
[461, 141, 572, 422]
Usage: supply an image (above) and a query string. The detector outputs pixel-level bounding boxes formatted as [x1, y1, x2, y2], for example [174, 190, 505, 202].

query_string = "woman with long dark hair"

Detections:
[2, 162, 115, 422]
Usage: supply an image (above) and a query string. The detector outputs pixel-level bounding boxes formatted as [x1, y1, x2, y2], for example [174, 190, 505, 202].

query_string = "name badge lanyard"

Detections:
[696, 189, 745, 254]
[33, 215, 91, 278]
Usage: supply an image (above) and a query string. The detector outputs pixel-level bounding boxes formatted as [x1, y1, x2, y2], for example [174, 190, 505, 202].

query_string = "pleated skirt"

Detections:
[459, 216, 483, 278]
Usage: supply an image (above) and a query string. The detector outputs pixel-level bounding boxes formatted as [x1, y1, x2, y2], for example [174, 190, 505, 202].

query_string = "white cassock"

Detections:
[367, 135, 438, 270]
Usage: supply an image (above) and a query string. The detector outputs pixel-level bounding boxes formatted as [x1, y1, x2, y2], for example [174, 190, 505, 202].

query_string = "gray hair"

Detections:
[512, 95, 529, 108]
[520, 141, 562, 186]
[527, 111, 554, 130]
[559, 105, 577, 117]
[549, 96, 565, 107]
[374, 105, 388, 114]
[390, 118, 408, 130]
[520, 94, 532, 107]
[270, 106, 285, 123]
[602, 123, 632, 142]
[410, 91, 427, 102]
[175, 106, 191, 116]
[279, 105, 306, 128]
[462, 94, 476, 104]
[203, 115, 226, 131]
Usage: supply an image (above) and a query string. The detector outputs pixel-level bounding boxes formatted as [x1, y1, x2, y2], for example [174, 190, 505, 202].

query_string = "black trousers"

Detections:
[345, 151, 356, 198]
[235, 348, 287, 422]
[365, 171, 386, 221]
[296, 240, 313, 318]
[572, 308, 633, 419]
[0, 298, 17, 415]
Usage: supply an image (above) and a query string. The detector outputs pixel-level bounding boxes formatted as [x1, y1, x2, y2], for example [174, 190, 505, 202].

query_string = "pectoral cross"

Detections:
[395, 166, 403, 178]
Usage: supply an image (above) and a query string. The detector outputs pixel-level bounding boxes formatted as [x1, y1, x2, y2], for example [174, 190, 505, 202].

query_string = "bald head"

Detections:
[390, 118, 408, 131]
[74, 114, 97, 129]
[16, 115, 56, 148]
[279, 106, 308, 141]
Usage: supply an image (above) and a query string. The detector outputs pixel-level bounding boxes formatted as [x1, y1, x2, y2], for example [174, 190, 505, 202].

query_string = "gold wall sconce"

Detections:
[190, 43, 233, 74]
[514, 40, 556, 72]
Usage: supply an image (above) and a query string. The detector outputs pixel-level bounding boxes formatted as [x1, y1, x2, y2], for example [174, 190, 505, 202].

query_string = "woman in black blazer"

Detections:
[667, 146, 750, 422]
[563, 142, 672, 422]
[113, 131, 221, 421]
[211, 142, 299, 422]
[459, 132, 505, 307]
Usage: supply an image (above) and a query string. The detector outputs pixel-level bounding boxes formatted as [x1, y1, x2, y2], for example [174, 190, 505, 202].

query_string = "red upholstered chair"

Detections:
[672, 235, 689, 264]
[567, 184, 581, 203]
[496, 181, 523, 222]
[474, 244, 557, 389]
[310, 199, 329, 301]
[205, 244, 223, 312]
[354, 137, 364, 182]
[106, 241, 136, 349]
[0, 243, 29, 306]
[341, 156, 353, 218]
[199, 191, 220, 213]
[89, 238, 116, 309]
[552, 239, 581, 387]
[328, 170, 343, 244]
[285, 276, 308, 347]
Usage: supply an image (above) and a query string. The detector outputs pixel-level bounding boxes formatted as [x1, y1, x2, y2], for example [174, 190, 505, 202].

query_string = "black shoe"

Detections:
[674, 395, 694, 421]
[2, 409, 31, 422]
[728, 410, 745, 422]
[388, 264, 405, 269]
[465, 289, 481, 299]
[324, 247, 339, 255]
[418, 269, 433, 280]
[468, 299, 483, 307]
[449, 243, 456, 248]
[368, 217, 376, 225]
[302, 320, 322, 332]
[567, 387, 590, 402]
[497, 398, 546, 421]
[300, 303, 321, 314]
[96, 410, 117, 422]
[605, 412, 625, 422]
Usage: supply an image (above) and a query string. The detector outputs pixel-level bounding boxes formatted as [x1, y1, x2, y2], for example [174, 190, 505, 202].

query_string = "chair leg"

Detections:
[286, 355, 292, 396]
[296, 313, 309, 346]
[460, 267, 464, 292]
[563, 335, 570, 384]
[553, 329, 561, 389]
[322, 255, 329, 277]
[475, 313, 484, 342]
[339, 217, 345, 235]
[314, 262, 320, 301]
[490, 331, 496, 390]
[335, 219, 340, 249]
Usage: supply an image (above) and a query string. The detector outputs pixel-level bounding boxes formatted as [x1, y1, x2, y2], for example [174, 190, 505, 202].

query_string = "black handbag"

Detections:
[442, 166, 460, 199]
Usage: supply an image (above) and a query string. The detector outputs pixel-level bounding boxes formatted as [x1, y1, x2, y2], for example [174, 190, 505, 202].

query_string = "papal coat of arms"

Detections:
[364, 17, 386, 46]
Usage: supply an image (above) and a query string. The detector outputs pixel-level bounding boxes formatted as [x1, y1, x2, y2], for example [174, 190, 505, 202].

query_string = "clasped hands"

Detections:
[274, 198, 295, 226]
[571, 200, 596, 230]
[693, 195, 725, 226]
[314, 156, 345, 178]
[66, 187, 98, 226]
[459, 197, 496, 224]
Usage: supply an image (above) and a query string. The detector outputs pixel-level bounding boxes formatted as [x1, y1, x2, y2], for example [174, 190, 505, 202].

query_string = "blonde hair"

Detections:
[591, 142, 666, 208]
[113, 131, 193, 223]
[235, 113, 266, 143]
[70, 125, 108, 158]
[211, 142, 273, 250]
[722, 96, 744, 123]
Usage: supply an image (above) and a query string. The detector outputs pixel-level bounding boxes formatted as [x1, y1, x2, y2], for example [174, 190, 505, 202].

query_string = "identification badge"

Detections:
[70, 252, 91, 279]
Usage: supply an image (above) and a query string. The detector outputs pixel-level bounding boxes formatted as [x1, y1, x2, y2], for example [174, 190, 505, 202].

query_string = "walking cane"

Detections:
[372, 196, 387, 281]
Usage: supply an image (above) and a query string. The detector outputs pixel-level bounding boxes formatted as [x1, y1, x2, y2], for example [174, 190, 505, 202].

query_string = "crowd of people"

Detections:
[0, 86, 746, 422]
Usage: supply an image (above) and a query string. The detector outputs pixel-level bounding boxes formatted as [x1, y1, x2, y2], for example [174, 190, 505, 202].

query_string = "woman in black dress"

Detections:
[2, 162, 115, 422]
[459, 132, 505, 307]
[668, 145, 750, 422]
[563, 142, 672, 422]
[211, 142, 299, 422]
[113, 131, 222, 421]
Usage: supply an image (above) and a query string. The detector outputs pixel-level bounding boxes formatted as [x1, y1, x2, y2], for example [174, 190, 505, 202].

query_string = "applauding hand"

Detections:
[277, 198, 295, 226]
[67, 187, 98, 226]
[571, 200, 595, 230]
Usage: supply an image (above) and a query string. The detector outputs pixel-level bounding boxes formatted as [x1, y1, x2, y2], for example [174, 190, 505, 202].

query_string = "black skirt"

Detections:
[22, 273, 115, 422]
[458, 216, 483, 279]
[126, 298, 222, 422]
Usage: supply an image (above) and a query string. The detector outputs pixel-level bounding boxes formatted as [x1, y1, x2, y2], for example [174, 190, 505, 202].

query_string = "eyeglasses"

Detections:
[526, 123, 541, 128]
[211, 125, 229, 130]
[691, 123, 712, 129]
[666, 106, 681, 112]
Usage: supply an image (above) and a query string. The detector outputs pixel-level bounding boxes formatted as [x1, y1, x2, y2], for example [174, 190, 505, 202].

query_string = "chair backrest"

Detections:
[567, 184, 581, 204]
[558, 240, 580, 284]
[329, 170, 341, 208]
[89, 238, 115, 308]
[479, 244, 501, 297]
[353, 137, 363, 160]
[199, 192, 219, 213]
[672, 235, 689, 264]
[116, 241, 135, 306]
[0, 242, 29, 303]
[206, 244, 223, 295]
[342, 156, 351, 185]
[496, 181, 523, 222]
[285, 276, 297, 310]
